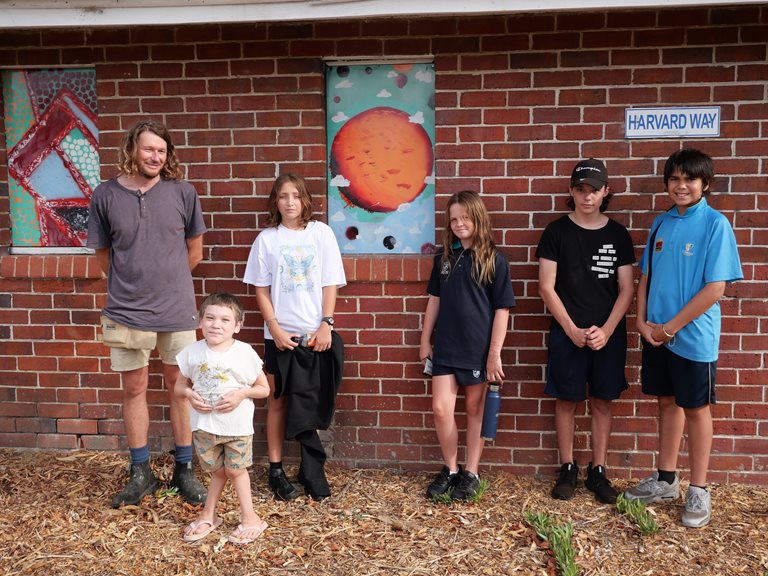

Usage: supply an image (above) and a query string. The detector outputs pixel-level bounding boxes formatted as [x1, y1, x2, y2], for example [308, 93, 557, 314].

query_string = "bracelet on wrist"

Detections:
[661, 325, 674, 339]
[265, 317, 277, 326]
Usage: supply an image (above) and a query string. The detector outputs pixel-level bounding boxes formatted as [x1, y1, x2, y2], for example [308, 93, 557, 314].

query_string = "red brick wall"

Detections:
[1, 8, 766, 483]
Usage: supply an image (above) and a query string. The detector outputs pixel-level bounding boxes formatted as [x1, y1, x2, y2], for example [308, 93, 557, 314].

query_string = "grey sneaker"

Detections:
[623, 471, 680, 504]
[682, 486, 711, 528]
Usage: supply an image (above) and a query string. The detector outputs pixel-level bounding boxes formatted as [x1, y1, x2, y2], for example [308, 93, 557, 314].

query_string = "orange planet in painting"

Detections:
[330, 106, 433, 213]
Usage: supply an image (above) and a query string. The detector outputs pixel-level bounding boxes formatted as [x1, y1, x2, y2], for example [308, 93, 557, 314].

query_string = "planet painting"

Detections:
[330, 106, 434, 213]
[326, 62, 436, 254]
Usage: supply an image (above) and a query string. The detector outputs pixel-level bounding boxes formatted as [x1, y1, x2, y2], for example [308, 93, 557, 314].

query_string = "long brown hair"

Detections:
[441, 190, 497, 286]
[117, 120, 183, 180]
[266, 173, 314, 228]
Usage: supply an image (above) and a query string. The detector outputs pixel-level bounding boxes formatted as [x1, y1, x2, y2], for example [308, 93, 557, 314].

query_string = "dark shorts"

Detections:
[641, 341, 716, 408]
[432, 362, 486, 386]
[263, 339, 278, 375]
[544, 322, 628, 402]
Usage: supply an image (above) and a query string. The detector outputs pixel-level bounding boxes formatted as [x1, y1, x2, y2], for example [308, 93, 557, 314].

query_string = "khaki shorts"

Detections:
[193, 430, 253, 472]
[108, 325, 196, 372]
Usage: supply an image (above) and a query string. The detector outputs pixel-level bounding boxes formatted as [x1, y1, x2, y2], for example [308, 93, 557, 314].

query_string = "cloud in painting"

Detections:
[424, 175, 435, 184]
[331, 210, 346, 222]
[376, 89, 392, 98]
[332, 112, 349, 123]
[387, 71, 398, 78]
[415, 70, 433, 83]
[335, 80, 353, 88]
[408, 111, 424, 124]
[330, 174, 350, 187]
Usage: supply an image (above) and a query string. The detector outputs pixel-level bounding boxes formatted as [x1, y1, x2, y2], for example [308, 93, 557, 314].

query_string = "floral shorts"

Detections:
[192, 430, 253, 472]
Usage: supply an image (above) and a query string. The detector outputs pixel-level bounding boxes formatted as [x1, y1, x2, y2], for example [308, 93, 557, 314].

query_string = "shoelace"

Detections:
[687, 492, 708, 511]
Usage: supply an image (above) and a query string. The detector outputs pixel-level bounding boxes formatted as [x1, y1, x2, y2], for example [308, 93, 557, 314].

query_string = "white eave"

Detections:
[0, 0, 759, 29]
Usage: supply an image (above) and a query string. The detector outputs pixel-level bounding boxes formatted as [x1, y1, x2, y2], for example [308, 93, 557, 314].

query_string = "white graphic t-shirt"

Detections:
[176, 339, 263, 436]
[243, 221, 346, 338]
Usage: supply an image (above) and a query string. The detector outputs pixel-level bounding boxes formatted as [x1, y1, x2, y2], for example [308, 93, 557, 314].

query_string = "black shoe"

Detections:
[551, 463, 578, 500]
[585, 463, 618, 504]
[111, 461, 159, 509]
[170, 461, 207, 505]
[297, 467, 330, 501]
[452, 470, 481, 501]
[269, 467, 299, 501]
[426, 465, 461, 499]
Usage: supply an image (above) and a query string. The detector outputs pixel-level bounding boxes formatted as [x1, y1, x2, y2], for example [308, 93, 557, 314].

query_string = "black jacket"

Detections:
[275, 331, 344, 440]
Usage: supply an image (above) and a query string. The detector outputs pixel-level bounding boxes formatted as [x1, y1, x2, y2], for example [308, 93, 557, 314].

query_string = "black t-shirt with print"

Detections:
[536, 215, 635, 328]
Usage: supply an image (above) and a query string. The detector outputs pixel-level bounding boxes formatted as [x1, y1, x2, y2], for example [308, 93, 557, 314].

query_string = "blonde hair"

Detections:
[441, 190, 497, 286]
[117, 120, 183, 180]
[266, 173, 314, 228]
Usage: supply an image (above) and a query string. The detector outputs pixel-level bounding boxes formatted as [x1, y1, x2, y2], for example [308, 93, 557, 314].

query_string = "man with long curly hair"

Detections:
[87, 120, 208, 508]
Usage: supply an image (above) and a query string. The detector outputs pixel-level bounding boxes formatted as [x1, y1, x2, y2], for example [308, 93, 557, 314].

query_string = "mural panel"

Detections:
[326, 63, 436, 254]
[2, 68, 99, 247]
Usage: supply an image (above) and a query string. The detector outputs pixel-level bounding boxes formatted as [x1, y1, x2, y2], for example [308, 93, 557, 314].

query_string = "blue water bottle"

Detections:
[481, 382, 501, 441]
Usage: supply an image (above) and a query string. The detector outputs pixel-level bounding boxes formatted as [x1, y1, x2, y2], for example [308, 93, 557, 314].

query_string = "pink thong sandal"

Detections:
[182, 517, 223, 543]
[228, 520, 268, 544]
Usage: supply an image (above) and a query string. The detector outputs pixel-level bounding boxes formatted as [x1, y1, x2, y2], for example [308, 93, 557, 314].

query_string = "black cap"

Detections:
[571, 158, 608, 189]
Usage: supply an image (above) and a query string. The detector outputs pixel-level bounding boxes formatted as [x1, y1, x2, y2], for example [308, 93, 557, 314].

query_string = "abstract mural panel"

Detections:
[326, 63, 436, 254]
[2, 68, 99, 247]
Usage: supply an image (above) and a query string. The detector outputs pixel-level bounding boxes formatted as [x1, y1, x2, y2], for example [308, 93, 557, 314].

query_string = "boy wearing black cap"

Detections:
[536, 159, 636, 503]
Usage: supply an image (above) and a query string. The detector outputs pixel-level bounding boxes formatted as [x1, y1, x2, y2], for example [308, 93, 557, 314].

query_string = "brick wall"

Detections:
[1, 8, 766, 482]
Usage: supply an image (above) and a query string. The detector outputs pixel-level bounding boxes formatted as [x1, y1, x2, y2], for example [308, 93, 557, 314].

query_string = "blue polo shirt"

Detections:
[639, 197, 742, 362]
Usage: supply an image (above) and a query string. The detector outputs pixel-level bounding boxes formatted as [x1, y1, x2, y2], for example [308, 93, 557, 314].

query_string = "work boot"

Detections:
[111, 461, 159, 508]
[170, 461, 207, 505]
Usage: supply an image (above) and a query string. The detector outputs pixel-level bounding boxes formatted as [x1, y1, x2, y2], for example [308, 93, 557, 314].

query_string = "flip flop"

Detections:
[228, 521, 268, 545]
[182, 517, 223, 543]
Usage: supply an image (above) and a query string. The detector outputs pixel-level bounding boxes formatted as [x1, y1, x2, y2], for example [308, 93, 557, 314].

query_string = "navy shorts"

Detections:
[432, 362, 486, 387]
[641, 340, 716, 408]
[544, 322, 628, 402]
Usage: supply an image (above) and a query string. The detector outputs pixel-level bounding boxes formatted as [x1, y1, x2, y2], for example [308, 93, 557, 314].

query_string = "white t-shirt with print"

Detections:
[176, 339, 263, 436]
[243, 221, 346, 338]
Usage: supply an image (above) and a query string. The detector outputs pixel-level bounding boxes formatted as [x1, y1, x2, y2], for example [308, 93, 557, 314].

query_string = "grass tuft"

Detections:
[616, 494, 659, 535]
[525, 511, 579, 576]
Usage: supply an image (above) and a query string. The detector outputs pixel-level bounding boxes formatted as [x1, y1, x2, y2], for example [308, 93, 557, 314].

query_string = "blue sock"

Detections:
[175, 444, 193, 464]
[129, 445, 150, 465]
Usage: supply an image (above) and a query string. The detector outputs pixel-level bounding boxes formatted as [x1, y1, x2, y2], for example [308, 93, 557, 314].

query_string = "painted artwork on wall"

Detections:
[326, 63, 436, 254]
[2, 68, 99, 247]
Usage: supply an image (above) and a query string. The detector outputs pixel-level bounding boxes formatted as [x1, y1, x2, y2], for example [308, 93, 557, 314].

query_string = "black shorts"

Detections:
[432, 362, 486, 386]
[544, 322, 628, 402]
[641, 341, 716, 408]
[263, 339, 278, 375]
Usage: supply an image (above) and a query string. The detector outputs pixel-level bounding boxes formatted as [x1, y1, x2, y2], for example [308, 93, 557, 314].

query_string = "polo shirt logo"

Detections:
[440, 261, 450, 275]
[654, 238, 663, 252]
[683, 243, 694, 256]
[473, 370, 481, 378]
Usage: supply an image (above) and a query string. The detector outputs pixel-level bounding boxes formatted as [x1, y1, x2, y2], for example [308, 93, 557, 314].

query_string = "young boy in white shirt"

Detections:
[175, 293, 270, 544]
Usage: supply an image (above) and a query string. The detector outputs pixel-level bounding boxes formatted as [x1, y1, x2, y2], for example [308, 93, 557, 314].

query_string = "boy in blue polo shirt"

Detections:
[624, 149, 742, 528]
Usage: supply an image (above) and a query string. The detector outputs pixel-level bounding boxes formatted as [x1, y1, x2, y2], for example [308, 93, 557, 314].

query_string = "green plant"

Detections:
[525, 511, 579, 576]
[616, 493, 659, 535]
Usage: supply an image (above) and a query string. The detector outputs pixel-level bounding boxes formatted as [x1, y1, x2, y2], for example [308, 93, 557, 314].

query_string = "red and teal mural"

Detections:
[2, 68, 99, 247]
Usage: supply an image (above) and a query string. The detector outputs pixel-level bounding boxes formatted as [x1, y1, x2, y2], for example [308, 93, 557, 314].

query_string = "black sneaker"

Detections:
[452, 470, 481, 501]
[585, 463, 618, 504]
[170, 461, 207, 505]
[111, 461, 159, 509]
[269, 467, 299, 501]
[426, 465, 461, 499]
[551, 463, 578, 500]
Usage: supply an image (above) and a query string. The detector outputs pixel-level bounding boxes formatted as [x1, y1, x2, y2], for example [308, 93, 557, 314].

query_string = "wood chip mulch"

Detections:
[1, 449, 767, 575]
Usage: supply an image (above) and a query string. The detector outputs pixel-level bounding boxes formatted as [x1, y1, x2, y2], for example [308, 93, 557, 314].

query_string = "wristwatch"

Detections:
[321, 316, 334, 327]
